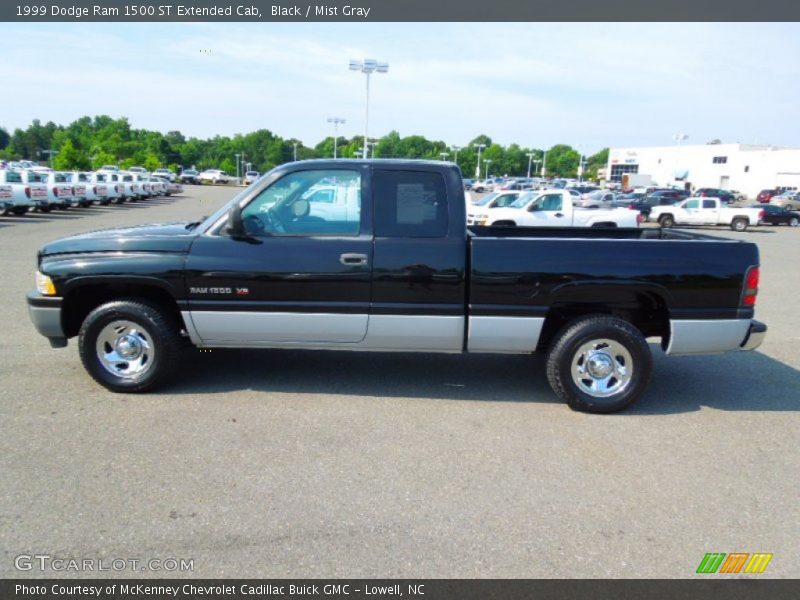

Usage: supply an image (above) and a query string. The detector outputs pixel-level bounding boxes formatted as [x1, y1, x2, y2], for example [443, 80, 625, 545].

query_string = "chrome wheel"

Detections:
[571, 338, 633, 398]
[95, 320, 155, 380]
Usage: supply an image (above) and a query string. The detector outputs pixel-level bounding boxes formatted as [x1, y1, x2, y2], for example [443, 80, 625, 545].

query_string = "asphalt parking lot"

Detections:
[1, 186, 798, 578]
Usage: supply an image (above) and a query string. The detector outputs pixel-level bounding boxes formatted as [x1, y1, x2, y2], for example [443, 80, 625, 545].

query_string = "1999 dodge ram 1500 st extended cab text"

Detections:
[27, 160, 767, 412]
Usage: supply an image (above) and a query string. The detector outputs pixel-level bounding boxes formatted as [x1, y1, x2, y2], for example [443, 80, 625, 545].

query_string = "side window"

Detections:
[685, 199, 700, 209]
[541, 194, 563, 211]
[702, 199, 716, 209]
[374, 170, 448, 238]
[241, 169, 361, 237]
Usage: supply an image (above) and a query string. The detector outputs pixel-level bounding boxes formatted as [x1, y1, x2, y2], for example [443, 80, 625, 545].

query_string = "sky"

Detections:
[1, 22, 799, 154]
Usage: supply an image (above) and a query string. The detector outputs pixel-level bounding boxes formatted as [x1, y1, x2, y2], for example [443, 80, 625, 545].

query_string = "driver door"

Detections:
[184, 167, 372, 345]
[520, 192, 565, 225]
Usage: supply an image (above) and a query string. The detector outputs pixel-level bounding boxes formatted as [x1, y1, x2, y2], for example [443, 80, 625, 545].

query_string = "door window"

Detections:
[241, 169, 361, 236]
[702, 199, 717, 209]
[684, 199, 700, 209]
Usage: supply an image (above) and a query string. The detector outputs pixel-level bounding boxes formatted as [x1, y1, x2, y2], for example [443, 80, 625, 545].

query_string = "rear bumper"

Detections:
[27, 290, 67, 348]
[740, 319, 767, 352]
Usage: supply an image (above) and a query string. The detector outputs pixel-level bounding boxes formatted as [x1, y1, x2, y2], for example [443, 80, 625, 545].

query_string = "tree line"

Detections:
[0, 116, 609, 180]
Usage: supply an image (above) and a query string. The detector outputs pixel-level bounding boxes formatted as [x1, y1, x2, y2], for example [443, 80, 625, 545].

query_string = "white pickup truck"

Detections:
[39, 172, 75, 210]
[0, 169, 48, 215]
[650, 197, 763, 232]
[474, 189, 640, 228]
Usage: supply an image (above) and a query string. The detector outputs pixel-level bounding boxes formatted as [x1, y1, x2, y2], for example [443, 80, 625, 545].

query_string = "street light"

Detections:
[439, 152, 449, 161]
[234, 153, 241, 180]
[483, 158, 493, 180]
[526, 152, 535, 178]
[533, 159, 542, 176]
[541, 151, 548, 178]
[349, 58, 389, 160]
[292, 142, 299, 162]
[327, 117, 346, 159]
[474, 143, 486, 178]
[451, 145, 460, 165]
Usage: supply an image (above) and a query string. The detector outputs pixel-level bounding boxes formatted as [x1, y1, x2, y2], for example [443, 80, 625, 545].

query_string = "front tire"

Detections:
[658, 214, 674, 228]
[11, 206, 30, 216]
[789, 216, 799, 227]
[78, 299, 183, 393]
[545, 315, 652, 413]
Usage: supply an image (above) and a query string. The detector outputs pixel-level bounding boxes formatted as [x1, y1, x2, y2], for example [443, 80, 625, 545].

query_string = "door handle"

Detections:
[555, 212, 564, 217]
[339, 253, 368, 266]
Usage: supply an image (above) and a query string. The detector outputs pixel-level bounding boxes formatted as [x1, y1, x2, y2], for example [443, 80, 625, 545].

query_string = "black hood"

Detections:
[39, 222, 199, 257]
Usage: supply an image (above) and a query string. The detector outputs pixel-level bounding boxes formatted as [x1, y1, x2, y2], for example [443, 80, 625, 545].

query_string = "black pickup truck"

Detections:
[27, 160, 766, 412]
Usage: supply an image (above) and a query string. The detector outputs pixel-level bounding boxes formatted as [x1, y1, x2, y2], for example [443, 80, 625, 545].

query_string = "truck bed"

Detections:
[468, 225, 738, 241]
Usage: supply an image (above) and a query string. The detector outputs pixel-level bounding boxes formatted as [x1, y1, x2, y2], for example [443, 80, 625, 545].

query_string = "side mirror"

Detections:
[225, 205, 245, 238]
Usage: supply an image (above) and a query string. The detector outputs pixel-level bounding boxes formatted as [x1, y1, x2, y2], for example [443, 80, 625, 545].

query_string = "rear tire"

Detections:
[11, 206, 30, 216]
[658, 215, 674, 228]
[789, 217, 799, 227]
[731, 218, 748, 232]
[545, 315, 652, 413]
[78, 299, 183, 393]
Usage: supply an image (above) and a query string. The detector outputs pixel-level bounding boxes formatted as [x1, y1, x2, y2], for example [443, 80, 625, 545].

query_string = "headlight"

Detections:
[35, 271, 56, 295]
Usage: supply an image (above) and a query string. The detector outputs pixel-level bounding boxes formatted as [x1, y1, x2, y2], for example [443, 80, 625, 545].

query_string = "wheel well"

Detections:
[62, 283, 183, 338]
[536, 293, 670, 353]
[590, 222, 617, 228]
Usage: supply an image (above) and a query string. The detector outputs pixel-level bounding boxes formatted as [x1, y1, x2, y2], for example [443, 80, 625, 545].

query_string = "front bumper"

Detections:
[27, 290, 67, 348]
[740, 319, 767, 351]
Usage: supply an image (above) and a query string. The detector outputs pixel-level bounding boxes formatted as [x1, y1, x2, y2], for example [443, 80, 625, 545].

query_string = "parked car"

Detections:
[756, 189, 780, 203]
[629, 195, 679, 221]
[575, 190, 616, 208]
[769, 191, 800, 211]
[650, 197, 763, 231]
[747, 203, 799, 227]
[198, 169, 231, 184]
[179, 169, 200, 184]
[39, 171, 75, 210]
[695, 188, 735, 204]
[0, 169, 48, 215]
[466, 191, 525, 225]
[119, 173, 142, 201]
[86, 172, 116, 205]
[474, 189, 639, 228]
[26, 160, 767, 413]
[244, 171, 260, 185]
[128, 166, 147, 175]
[63, 172, 95, 207]
[151, 168, 176, 182]
[649, 189, 690, 202]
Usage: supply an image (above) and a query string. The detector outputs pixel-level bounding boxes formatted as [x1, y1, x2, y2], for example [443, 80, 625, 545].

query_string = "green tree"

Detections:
[0, 127, 9, 150]
[545, 144, 580, 178]
[53, 139, 90, 170]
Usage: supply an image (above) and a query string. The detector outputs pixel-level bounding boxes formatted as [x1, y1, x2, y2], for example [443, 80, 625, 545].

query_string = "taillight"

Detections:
[25, 187, 31, 198]
[742, 266, 759, 307]
[759, 210, 765, 220]
[53, 187, 59, 197]
[93, 186, 98, 194]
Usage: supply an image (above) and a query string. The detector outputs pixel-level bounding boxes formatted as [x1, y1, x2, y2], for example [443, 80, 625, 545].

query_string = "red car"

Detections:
[757, 189, 779, 203]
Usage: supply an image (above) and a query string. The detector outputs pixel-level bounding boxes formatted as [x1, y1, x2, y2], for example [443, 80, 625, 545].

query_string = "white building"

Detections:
[606, 143, 800, 197]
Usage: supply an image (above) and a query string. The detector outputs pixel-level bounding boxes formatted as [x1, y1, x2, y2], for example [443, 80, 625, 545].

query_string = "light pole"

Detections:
[439, 152, 449, 161]
[327, 117, 346, 159]
[451, 145, 460, 162]
[533, 159, 542, 176]
[241, 153, 246, 174]
[541, 151, 547, 178]
[349, 58, 389, 160]
[234, 153, 241, 180]
[474, 143, 486, 179]
[292, 142, 299, 162]
[483, 159, 493, 180]
[673, 133, 688, 186]
[526, 152, 535, 178]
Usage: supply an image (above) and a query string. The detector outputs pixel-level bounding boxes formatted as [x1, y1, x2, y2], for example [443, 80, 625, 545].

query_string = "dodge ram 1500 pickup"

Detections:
[27, 160, 767, 413]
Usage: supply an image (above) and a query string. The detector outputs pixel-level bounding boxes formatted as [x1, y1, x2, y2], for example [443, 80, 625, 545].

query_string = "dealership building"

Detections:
[605, 143, 800, 197]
